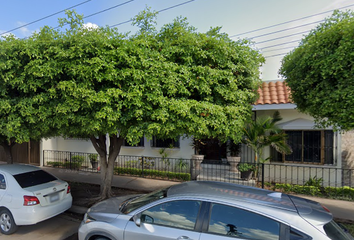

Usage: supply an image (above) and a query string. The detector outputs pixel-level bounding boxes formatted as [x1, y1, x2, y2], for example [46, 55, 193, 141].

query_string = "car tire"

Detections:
[94, 237, 110, 240]
[0, 209, 18, 235]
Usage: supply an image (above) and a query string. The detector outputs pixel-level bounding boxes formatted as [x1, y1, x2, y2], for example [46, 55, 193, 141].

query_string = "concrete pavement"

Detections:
[0, 213, 80, 240]
[43, 166, 354, 221]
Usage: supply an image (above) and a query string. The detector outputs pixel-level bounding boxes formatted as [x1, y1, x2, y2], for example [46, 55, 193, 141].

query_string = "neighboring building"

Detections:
[253, 81, 353, 186]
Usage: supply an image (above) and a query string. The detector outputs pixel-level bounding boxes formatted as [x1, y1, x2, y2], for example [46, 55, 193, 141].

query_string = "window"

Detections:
[14, 170, 57, 188]
[0, 174, 6, 189]
[124, 137, 144, 147]
[151, 137, 180, 148]
[207, 203, 280, 240]
[140, 200, 201, 230]
[272, 130, 334, 164]
[323, 220, 352, 240]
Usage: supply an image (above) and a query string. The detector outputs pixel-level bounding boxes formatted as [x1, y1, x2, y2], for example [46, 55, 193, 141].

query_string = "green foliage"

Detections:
[139, 157, 155, 168]
[65, 155, 85, 169]
[71, 155, 85, 163]
[114, 167, 191, 181]
[242, 111, 292, 164]
[46, 161, 63, 167]
[237, 163, 255, 172]
[280, 10, 354, 130]
[0, 8, 264, 197]
[175, 159, 188, 171]
[304, 176, 323, 188]
[274, 183, 354, 200]
[89, 154, 98, 162]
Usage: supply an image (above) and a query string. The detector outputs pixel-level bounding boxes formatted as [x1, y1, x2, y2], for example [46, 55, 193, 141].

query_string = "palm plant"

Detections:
[242, 111, 292, 165]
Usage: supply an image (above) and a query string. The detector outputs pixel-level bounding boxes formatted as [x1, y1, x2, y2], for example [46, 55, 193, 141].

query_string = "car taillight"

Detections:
[67, 185, 71, 194]
[24, 196, 40, 206]
[322, 204, 331, 213]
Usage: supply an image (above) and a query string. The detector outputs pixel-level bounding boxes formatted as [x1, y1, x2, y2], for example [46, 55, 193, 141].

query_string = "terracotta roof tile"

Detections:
[255, 81, 292, 105]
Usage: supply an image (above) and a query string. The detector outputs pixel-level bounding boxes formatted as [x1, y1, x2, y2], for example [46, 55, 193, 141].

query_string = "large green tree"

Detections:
[0, 35, 55, 163]
[1, 9, 264, 199]
[280, 10, 354, 130]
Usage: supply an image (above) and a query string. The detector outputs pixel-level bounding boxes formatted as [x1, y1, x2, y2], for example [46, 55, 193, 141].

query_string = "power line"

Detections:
[54, 0, 134, 30]
[261, 46, 298, 53]
[230, 3, 354, 38]
[110, 0, 195, 28]
[83, 0, 133, 20]
[0, 0, 92, 36]
[260, 39, 301, 50]
[248, 20, 323, 40]
[264, 52, 289, 58]
[256, 30, 309, 45]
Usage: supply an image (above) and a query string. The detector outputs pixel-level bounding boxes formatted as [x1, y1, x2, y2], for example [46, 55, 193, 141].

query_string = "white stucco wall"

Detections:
[42, 136, 195, 160]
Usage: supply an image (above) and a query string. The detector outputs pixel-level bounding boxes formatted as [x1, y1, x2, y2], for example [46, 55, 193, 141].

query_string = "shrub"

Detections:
[65, 155, 85, 169]
[304, 176, 323, 188]
[113, 167, 191, 181]
[237, 163, 255, 172]
[46, 161, 63, 167]
[89, 154, 98, 162]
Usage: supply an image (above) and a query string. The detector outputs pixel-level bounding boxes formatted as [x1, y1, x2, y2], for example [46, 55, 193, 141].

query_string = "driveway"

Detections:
[0, 212, 80, 240]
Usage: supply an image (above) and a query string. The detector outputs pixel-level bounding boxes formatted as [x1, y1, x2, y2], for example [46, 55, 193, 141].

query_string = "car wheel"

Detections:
[0, 209, 18, 235]
[94, 237, 110, 240]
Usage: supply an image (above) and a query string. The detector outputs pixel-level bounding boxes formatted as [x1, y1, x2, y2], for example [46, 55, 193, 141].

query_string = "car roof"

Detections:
[168, 181, 297, 211]
[0, 164, 41, 175]
[167, 181, 333, 225]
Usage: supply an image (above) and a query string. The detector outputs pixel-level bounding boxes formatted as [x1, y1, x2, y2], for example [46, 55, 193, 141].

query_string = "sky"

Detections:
[1, 0, 354, 80]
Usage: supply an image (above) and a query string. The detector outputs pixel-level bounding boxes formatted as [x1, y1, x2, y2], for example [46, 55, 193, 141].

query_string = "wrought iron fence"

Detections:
[43, 150, 354, 199]
[43, 150, 192, 181]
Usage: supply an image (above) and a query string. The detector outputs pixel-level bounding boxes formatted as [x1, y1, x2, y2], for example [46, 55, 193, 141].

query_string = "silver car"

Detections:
[79, 181, 353, 240]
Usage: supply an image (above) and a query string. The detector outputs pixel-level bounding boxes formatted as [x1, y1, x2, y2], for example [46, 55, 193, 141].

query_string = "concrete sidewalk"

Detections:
[43, 166, 354, 221]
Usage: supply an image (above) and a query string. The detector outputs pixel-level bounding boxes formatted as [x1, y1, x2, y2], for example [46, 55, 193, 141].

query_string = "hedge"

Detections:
[114, 167, 191, 181]
[274, 183, 354, 201]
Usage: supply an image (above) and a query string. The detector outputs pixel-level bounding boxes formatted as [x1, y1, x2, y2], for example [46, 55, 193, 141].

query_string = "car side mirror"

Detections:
[133, 214, 141, 227]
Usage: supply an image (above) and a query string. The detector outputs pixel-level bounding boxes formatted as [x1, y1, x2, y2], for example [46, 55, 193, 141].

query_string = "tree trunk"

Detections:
[90, 134, 124, 200]
[1, 140, 15, 164]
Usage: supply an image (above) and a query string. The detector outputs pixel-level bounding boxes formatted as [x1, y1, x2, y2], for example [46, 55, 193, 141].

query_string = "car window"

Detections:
[141, 200, 201, 231]
[324, 220, 353, 240]
[121, 187, 169, 214]
[0, 174, 6, 189]
[13, 170, 57, 188]
[207, 203, 280, 240]
[290, 228, 312, 240]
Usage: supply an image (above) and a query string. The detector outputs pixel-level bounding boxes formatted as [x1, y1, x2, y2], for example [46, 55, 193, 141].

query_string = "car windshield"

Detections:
[121, 187, 169, 214]
[14, 170, 57, 188]
[324, 220, 354, 240]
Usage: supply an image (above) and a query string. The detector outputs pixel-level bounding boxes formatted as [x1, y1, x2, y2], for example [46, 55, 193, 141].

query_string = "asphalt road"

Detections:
[0, 212, 80, 240]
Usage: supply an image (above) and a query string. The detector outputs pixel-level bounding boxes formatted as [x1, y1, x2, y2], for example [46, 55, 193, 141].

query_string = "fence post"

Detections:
[262, 163, 265, 189]
[141, 156, 144, 177]
[70, 152, 72, 169]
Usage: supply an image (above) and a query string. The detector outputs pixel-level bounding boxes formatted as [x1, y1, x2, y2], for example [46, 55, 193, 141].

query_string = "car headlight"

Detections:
[83, 213, 96, 224]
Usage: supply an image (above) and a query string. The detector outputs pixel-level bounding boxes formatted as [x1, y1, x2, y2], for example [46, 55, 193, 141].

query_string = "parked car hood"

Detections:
[87, 195, 142, 222]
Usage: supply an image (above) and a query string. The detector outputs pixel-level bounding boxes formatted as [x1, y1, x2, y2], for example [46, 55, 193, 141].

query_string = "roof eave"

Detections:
[252, 103, 297, 111]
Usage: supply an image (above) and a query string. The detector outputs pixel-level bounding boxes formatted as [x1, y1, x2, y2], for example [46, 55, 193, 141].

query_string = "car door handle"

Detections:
[177, 236, 192, 240]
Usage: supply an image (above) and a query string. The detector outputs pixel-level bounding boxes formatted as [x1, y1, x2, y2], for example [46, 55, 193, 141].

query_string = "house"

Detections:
[3, 81, 353, 186]
[252, 81, 354, 187]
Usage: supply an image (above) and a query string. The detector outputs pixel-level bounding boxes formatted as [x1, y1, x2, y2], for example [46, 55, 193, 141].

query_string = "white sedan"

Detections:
[0, 164, 72, 235]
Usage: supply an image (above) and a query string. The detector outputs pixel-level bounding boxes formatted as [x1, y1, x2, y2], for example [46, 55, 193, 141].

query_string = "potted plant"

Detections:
[227, 141, 241, 172]
[237, 163, 255, 180]
[190, 138, 205, 180]
[89, 154, 98, 169]
[191, 138, 205, 162]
